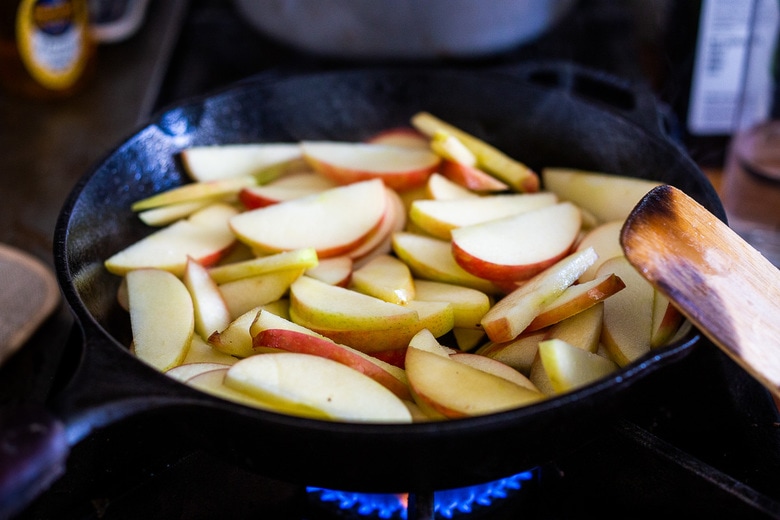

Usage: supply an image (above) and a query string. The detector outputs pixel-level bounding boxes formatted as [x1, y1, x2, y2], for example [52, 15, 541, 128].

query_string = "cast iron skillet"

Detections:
[0, 65, 724, 517]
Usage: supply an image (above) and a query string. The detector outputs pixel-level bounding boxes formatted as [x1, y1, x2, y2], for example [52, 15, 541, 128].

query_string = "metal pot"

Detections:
[0, 64, 723, 518]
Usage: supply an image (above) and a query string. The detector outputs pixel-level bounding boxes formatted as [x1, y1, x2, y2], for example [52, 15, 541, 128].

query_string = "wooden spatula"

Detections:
[621, 185, 780, 399]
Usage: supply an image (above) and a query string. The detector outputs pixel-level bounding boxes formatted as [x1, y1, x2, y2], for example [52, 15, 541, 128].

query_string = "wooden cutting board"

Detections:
[0, 244, 60, 366]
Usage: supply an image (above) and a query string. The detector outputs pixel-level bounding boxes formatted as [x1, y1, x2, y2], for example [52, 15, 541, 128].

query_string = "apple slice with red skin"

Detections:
[575, 220, 625, 282]
[405, 345, 544, 419]
[651, 292, 684, 348]
[524, 272, 625, 332]
[347, 187, 406, 265]
[480, 247, 597, 343]
[252, 328, 412, 401]
[451, 202, 581, 283]
[365, 127, 430, 149]
[230, 179, 388, 258]
[425, 172, 480, 201]
[238, 171, 338, 209]
[105, 203, 238, 276]
[301, 141, 441, 192]
[440, 159, 510, 192]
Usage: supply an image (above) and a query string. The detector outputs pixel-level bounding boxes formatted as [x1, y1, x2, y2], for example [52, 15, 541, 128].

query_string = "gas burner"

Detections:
[307, 470, 535, 519]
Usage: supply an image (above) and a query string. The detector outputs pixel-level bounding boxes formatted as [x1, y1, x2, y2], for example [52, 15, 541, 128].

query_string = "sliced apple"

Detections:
[596, 255, 655, 367]
[409, 192, 557, 239]
[538, 339, 619, 394]
[366, 127, 430, 149]
[252, 328, 412, 400]
[411, 112, 539, 193]
[188, 368, 329, 419]
[440, 159, 510, 193]
[300, 141, 440, 191]
[543, 302, 604, 353]
[452, 328, 486, 352]
[575, 220, 625, 282]
[525, 272, 625, 332]
[451, 202, 581, 283]
[305, 255, 352, 287]
[541, 168, 661, 223]
[126, 268, 194, 372]
[450, 352, 538, 392]
[182, 334, 238, 365]
[138, 200, 212, 226]
[183, 256, 232, 339]
[238, 172, 337, 209]
[131, 176, 256, 212]
[651, 292, 684, 348]
[165, 362, 232, 382]
[391, 231, 500, 295]
[347, 187, 406, 264]
[208, 306, 267, 358]
[480, 247, 598, 343]
[407, 328, 453, 357]
[425, 172, 480, 200]
[105, 203, 238, 276]
[208, 247, 318, 284]
[405, 345, 543, 419]
[225, 353, 413, 423]
[475, 330, 547, 375]
[180, 143, 304, 182]
[229, 179, 387, 258]
[412, 279, 491, 329]
[349, 254, 415, 305]
[219, 268, 304, 319]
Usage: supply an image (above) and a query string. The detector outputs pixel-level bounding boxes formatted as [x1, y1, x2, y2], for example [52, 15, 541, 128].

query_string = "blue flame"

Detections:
[308, 470, 534, 519]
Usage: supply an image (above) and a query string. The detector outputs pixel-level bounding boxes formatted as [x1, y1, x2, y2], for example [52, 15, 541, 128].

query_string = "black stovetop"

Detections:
[13, 0, 780, 518]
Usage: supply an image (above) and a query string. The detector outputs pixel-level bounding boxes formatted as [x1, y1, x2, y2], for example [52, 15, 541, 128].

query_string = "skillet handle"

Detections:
[497, 61, 680, 145]
[0, 404, 69, 519]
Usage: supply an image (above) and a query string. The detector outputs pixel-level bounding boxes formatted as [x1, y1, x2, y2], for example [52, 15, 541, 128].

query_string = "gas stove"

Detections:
[12, 1, 780, 518]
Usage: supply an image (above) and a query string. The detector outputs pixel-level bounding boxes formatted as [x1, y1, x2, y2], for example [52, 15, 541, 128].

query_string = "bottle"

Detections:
[0, 0, 96, 100]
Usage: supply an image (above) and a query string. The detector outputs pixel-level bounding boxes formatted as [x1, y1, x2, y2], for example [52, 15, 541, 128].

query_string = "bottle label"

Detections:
[16, 0, 89, 91]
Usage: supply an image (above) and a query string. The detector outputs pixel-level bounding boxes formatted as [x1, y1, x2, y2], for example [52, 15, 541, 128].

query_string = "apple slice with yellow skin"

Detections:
[391, 231, 501, 295]
[541, 168, 661, 223]
[305, 256, 353, 287]
[538, 338, 619, 394]
[126, 268, 195, 372]
[596, 255, 655, 367]
[366, 127, 430, 149]
[293, 299, 454, 353]
[182, 334, 238, 365]
[138, 200, 212, 226]
[225, 353, 413, 423]
[131, 176, 257, 212]
[208, 247, 318, 284]
[105, 203, 238, 276]
[450, 352, 538, 392]
[230, 179, 387, 258]
[651, 292, 684, 348]
[289, 275, 419, 332]
[452, 328, 486, 352]
[429, 129, 478, 166]
[475, 330, 547, 375]
[253, 328, 412, 401]
[219, 268, 304, 319]
[300, 141, 440, 192]
[480, 247, 598, 343]
[411, 112, 539, 193]
[180, 143, 304, 182]
[409, 192, 558, 240]
[208, 306, 268, 358]
[188, 368, 330, 419]
[349, 254, 415, 305]
[451, 202, 581, 283]
[529, 353, 556, 396]
[543, 302, 604, 353]
[525, 272, 625, 332]
[183, 256, 232, 339]
[440, 160, 510, 193]
[405, 346, 544, 419]
[425, 172, 480, 200]
[575, 220, 625, 282]
[412, 279, 491, 329]
[165, 362, 233, 382]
